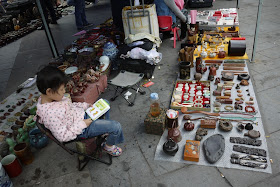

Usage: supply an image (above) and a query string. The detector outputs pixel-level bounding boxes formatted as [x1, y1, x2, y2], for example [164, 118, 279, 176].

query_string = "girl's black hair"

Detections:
[36, 66, 69, 94]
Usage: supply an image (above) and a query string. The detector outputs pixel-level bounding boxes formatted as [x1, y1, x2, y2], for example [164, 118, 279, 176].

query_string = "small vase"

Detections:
[14, 142, 34, 165]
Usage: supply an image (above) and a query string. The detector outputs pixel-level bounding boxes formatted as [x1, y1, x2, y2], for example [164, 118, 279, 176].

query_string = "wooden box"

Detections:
[144, 108, 166, 135]
[183, 140, 200, 162]
[200, 119, 216, 129]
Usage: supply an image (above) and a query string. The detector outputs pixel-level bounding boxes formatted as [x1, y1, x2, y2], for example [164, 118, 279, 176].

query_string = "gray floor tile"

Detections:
[4, 0, 280, 186]
[250, 174, 280, 187]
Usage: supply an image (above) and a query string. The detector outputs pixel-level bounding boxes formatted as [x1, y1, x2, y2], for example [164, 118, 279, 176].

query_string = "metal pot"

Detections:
[163, 138, 179, 156]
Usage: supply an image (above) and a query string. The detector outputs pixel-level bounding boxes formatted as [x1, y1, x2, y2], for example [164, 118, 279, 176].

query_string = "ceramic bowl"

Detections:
[65, 66, 78, 75]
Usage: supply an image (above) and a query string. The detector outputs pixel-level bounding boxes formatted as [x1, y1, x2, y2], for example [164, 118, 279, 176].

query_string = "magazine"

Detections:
[85, 99, 110, 121]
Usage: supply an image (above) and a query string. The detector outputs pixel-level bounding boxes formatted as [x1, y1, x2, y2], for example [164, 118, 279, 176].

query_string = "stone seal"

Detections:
[203, 134, 225, 164]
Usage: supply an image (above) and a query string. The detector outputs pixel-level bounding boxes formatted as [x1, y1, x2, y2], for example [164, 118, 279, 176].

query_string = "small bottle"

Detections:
[150, 93, 161, 117]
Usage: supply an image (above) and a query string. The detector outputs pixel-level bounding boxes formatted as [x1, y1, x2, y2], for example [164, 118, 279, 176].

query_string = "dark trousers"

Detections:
[40, 0, 57, 22]
[74, 0, 88, 29]
[110, 0, 130, 30]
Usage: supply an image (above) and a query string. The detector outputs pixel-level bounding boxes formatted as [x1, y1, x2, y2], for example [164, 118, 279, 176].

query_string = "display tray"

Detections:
[193, 36, 249, 61]
[170, 80, 211, 112]
[188, 8, 239, 26]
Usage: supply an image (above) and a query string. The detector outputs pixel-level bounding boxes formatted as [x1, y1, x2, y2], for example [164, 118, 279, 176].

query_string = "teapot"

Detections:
[162, 138, 179, 156]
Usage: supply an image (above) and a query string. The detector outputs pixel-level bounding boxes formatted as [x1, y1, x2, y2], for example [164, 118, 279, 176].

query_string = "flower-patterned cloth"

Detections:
[36, 96, 90, 142]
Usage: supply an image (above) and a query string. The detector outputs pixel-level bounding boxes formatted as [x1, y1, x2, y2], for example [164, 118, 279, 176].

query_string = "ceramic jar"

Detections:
[209, 52, 216, 58]
[29, 128, 49, 149]
[218, 51, 226, 58]
[200, 50, 207, 58]
[102, 42, 118, 60]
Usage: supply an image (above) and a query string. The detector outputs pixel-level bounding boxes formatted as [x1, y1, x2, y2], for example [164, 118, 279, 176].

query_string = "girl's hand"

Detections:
[84, 118, 93, 127]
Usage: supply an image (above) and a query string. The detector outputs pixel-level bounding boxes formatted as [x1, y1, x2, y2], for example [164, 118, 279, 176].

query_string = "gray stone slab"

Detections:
[256, 42, 277, 53]
[11, 142, 81, 186]
[218, 167, 271, 187]
[250, 65, 280, 93]
[259, 22, 280, 33]
[19, 31, 50, 52]
[158, 165, 231, 187]
[34, 171, 92, 187]
[254, 87, 280, 134]
[251, 173, 280, 187]
[3, 48, 51, 100]
[258, 46, 280, 60]
[265, 131, 280, 174]
[248, 53, 278, 74]
[0, 39, 22, 69]
[88, 141, 146, 186]
[239, 22, 256, 36]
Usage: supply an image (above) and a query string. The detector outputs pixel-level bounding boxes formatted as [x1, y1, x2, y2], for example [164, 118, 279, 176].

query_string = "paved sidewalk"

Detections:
[0, 0, 279, 186]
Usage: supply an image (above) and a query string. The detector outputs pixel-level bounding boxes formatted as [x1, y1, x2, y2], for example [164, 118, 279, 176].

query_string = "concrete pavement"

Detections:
[1, 0, 280, 186]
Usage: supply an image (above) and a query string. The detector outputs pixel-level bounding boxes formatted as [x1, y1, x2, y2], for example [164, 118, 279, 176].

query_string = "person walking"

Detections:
[74, 0, 92, 30]
[41, 0, 58, 24]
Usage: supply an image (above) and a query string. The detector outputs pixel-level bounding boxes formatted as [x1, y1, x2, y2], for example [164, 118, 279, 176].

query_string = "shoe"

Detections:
[50, 20, 58, 24]
[103, 145, 122, 157]
[83, 23, 94, 28]
[77, 27, 84, 31]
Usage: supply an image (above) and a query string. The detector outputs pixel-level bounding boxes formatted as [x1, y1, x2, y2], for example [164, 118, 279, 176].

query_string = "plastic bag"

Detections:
[128, 47, 162, 65]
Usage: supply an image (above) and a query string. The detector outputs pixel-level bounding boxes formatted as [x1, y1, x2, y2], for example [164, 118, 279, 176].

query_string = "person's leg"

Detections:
[80, 0, 88, 25]
[40, 0, 49, 22]
[78, 119, 124, 145]
[180, 9, 188, 39]
[45, 0, 57, 23]
[74, 0, 83, 29]
[180, 21, 187, 39]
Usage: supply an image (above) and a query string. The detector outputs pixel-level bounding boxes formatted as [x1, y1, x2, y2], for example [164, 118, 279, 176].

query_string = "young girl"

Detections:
[36, 66, 123, 156]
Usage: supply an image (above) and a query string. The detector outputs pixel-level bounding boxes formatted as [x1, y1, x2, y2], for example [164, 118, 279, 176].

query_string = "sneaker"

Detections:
[77, 27, 84, 31]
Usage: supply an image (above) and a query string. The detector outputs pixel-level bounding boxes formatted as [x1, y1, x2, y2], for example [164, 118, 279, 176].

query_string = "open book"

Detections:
[86, 99, 110, 121]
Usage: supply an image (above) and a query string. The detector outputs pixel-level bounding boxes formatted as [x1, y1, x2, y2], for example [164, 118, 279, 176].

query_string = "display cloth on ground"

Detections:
[155, 60, 271, 174]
